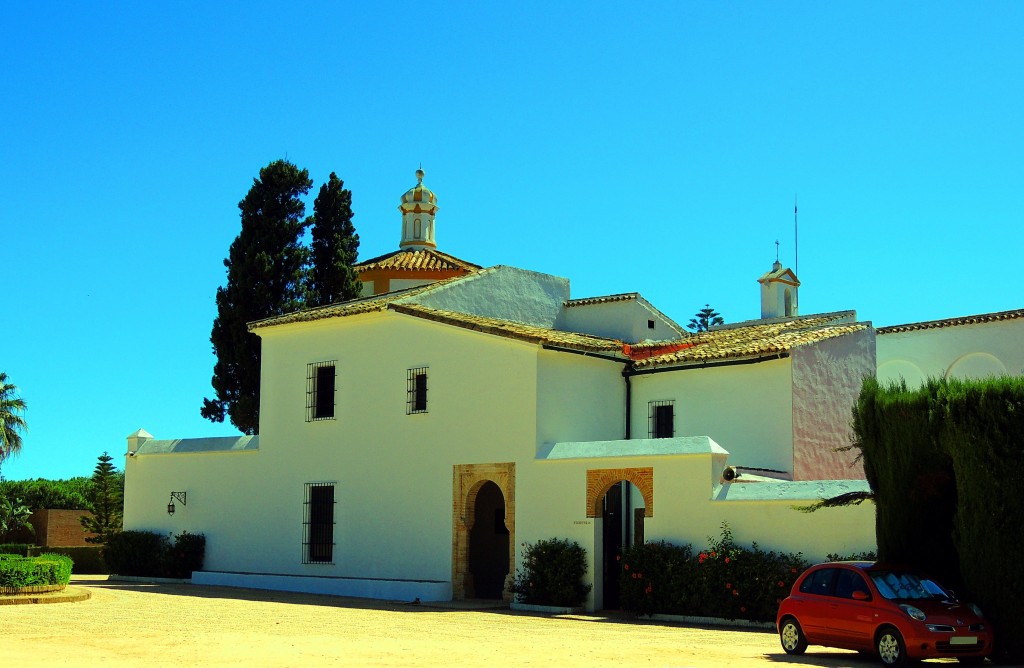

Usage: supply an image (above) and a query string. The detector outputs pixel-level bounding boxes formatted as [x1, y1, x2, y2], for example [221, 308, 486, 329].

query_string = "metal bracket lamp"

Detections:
[167, 491, 187, 516]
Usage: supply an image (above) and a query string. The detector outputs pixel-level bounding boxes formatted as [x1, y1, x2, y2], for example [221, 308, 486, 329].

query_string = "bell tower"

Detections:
[758, 259, 800, 319]
[398, 168, 438, 250]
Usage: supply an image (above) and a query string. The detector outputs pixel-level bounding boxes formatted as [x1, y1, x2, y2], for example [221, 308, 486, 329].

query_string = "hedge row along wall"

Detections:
[852, 376, 1024, 663]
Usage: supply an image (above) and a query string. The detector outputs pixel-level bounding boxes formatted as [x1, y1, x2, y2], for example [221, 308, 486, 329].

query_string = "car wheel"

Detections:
[779, 617, 808, 655]
[876, 626, 907, 666]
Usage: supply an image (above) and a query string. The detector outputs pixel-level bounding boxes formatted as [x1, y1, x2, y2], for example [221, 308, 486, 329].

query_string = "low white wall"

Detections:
[192, 571, 452, 602]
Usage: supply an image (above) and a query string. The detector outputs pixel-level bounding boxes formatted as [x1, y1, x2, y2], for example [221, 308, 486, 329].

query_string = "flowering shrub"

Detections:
[511, 538, 592, 607]
[620, 524, 808, 622]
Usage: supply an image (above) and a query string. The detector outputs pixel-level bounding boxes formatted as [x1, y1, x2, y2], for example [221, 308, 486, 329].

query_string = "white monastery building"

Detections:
[123, 170, 1024, 610]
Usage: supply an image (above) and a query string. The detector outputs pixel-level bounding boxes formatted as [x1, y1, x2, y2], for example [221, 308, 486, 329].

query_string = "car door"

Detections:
[793, 567, 839, 641]
[827, 568, 876, 650]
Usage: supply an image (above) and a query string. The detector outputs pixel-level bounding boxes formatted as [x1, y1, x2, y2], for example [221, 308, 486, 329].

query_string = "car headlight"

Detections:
[899, 604, 927, 621]
[969, 603, 984, 618]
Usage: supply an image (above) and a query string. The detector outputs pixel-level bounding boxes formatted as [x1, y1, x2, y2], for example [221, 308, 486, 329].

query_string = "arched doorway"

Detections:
[452, 463, 516, 600]
[601, 481, 646, 609]
[585, 467, 654, 610]
[468, 481, 510, 599]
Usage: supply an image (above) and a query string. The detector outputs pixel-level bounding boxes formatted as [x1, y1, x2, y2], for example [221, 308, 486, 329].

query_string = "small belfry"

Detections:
[352, 167, 480, 296]
[758, 258, 800, 319]
[399, 167, 438, 250]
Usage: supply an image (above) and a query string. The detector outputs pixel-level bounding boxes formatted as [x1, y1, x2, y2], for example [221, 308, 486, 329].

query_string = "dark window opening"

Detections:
[649, 400, 674, 438]
[647, 319, 656, 329]
[407, 367, 428, 414]
[306, 361, 337, 421]
[303, 482, 335, 564]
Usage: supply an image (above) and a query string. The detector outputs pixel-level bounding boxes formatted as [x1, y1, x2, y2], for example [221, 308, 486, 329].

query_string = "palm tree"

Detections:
[0, 372, 28, 465]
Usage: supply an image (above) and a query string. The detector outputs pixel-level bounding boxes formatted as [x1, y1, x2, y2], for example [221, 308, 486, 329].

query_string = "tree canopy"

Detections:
[309, 172, 361, 306]
[0, 372, 28, 470]
[80, 451, 123, 544]
[202, 161, 363, 434]
[687, 304, 724, 332]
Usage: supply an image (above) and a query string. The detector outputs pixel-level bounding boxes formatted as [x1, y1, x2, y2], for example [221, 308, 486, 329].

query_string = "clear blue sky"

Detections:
[3, 2, 1022, 480]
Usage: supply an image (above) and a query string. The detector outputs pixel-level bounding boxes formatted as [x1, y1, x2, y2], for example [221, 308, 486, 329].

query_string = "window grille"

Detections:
[306, 361, 337, 422]
[649, 400, 675, 439]
[407, 367, 428, 414]
[302, 482, 336, 564]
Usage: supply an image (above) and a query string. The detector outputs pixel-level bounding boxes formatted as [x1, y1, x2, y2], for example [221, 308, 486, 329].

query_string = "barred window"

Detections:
[407, 367, 428, 414]
[649, 400, 674, 439]
[306, 361, 336, 421]
[302, 482, 335, 564]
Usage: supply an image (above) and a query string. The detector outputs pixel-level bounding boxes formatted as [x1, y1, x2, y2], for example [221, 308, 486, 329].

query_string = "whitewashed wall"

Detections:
[628, 359, 794, 472]
[877, 318, 1024, 386]
[791, 328, 876, 480]
[560, 299, 681, 343]
[256, 311, 539, 582]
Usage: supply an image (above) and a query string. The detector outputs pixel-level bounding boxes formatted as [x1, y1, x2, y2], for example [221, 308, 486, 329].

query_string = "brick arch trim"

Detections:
[452, 462, 516, 600]
[586, 467, 654, 518]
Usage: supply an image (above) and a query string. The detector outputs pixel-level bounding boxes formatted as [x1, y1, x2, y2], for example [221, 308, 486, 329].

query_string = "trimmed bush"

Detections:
[29, 546, 107, 574]
[620, 525, 808, 622]
[512, 538, 592, 607]
[852, 375, 1024, 664]
[102, 530, 206, 578]
[0, 543, 30, 557]
[166, 532, 206, 579]
[103, 530, 169, 576]
[0, 553, 73, 588]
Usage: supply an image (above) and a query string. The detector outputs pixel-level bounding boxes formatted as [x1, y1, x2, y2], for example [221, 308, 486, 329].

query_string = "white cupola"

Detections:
[398, 168, 438, 250]
[758, 259, 800, 319]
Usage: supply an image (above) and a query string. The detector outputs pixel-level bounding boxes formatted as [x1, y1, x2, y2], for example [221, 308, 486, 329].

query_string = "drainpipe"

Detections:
[622, 363, 633, 440]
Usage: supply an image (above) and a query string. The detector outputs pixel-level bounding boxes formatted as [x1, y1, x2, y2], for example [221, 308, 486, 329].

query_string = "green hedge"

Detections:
[853, 375, 1024, 663]
[619, 525, 808, 622]
[0, 543, 30, 557]
[0, 553, 73, 588]
[103, 530, 205, 578]
[28, 546, 107, 574]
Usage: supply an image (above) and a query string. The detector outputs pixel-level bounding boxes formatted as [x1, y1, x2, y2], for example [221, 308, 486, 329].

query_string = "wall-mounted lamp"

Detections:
[167, 491, 187, 516]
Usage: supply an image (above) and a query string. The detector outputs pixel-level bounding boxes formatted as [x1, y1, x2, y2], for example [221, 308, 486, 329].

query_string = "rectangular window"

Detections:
[303, 482, 335, 564]
[407, 367, 428, 414]
[649, 400, 675, 438]
[306, 361, 336, 421]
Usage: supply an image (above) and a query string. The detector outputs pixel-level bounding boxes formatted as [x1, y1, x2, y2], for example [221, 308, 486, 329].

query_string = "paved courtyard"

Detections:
[1, 576, 963, 667]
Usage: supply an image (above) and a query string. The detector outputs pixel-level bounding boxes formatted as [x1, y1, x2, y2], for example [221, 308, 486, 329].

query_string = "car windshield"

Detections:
[869, 571, 952, 601]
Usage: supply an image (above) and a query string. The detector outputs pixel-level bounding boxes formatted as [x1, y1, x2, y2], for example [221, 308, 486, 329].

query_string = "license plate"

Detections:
[950, 636, 977, 645]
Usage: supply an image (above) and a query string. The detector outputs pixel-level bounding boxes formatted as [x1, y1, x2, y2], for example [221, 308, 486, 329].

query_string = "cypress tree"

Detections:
[202, 159, 313, 433]
[80, 452, 123, 544]
[309, 172, 361, 306]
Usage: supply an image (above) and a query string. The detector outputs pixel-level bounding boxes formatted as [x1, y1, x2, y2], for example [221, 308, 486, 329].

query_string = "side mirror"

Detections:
[852, 590, 871, 601]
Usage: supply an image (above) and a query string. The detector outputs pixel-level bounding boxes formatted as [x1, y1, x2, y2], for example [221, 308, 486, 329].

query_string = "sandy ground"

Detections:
[0, 576, 963, 667]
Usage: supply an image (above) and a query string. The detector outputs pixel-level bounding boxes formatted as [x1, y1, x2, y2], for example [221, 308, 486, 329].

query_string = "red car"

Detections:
[776, 562, 993, 666]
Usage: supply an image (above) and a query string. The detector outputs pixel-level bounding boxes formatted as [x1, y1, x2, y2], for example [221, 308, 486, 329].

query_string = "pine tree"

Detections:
[80, 451, 123, 544]
[687, 304, 725, 332]
[202, 160, 313, 433]
[309, 172, 361, 306]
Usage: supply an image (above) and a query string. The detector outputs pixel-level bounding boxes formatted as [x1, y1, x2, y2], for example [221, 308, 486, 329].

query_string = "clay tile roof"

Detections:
[564, 293, 639, 307]
[387, 304, 626, 353]
[631, 312, 867, 369]
[877, 308, 1024, 334]
[247, 276, 470, 331]
[355, 248, 481, 273]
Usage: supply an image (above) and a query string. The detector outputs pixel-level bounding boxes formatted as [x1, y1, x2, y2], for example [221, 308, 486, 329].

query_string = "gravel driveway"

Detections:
[0, 576, 961, 667]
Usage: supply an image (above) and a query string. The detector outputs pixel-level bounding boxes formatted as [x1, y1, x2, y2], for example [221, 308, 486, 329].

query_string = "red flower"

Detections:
[732, 590, 739, 596]
[624, 564, 629, 570]
[724, 557, 731, 564]
[637, 573, 643, 579]
[725, 583, 732, 589]
[740, 606, 747, 613]
[615, 555, 621, 561]
[791, 568, 797, 574]
[710, 552, 717, 558]
[778, 581, 785, 587]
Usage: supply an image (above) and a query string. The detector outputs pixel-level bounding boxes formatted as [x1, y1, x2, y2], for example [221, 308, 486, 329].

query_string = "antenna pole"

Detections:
[794, 194, 799, 277]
